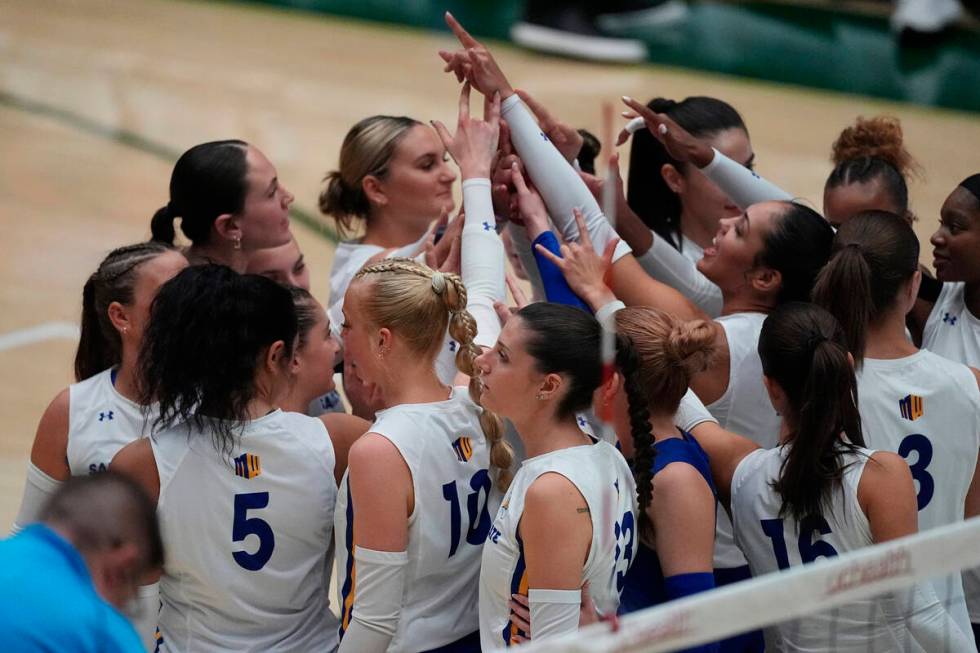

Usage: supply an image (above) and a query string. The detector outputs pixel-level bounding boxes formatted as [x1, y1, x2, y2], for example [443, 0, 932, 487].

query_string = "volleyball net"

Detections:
[526, 516, 980, 653]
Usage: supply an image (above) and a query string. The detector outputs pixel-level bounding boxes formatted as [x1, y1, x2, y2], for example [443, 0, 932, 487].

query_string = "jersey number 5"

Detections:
[442, 469, 492, 558]
[232, 492, 276, 571]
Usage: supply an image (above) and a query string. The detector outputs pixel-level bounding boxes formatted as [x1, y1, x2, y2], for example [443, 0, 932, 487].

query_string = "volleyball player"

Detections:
[13, 242, 185, 649]
[150, 140, 294, 272]
[244, 234, 310, 289]
[823, 115, 920, 228]
[691, 302, 973, 651]
[335, 258, 511, 652]
[474, 302, 637, 648]
[920, 174, 980, 640]
[112, 265, 343, 652]
[812, 210, 980, 646]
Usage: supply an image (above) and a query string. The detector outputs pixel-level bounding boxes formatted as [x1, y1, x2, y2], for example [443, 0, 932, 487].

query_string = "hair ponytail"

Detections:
[759, 303, 864, 523]
[443, 275, 514, 491]
[73, 241, 178, 382]
[150, 204, 177, 245]
[811, 210, 918, 364]
[616, 336, 655, 535]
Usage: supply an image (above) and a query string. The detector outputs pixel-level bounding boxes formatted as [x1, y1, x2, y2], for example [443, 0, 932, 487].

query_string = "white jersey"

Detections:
[730, 446, 922, 652]
[857, 350, 980, 636]
[152, 410, 338, 653]
[922, 282, 980, 625]
[335, 387, 497, 652]
[923, 282, 980, 368]
[68, 367, 153, 476]
[707, 312, 781, 569]
[479, 441, 637, 650]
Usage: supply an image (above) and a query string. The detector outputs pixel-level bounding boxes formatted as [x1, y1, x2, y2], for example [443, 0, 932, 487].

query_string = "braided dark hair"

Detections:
[617, 335, 655, 536]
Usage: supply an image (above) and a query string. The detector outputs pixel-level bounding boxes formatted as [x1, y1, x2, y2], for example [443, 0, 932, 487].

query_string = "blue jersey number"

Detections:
[613, 510, 636, 592]
[232, 492, 275, 571]
[442, 469, 492, 558]
[761, 515, 838, 570]
[898, 434, 934, 510]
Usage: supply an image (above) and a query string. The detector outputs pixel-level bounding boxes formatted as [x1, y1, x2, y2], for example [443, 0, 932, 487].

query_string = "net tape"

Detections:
[521, 516, 980, 653]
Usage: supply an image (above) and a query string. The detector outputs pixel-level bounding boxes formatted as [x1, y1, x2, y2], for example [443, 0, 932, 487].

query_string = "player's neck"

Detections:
[186, 242, 248, 274]
[361, 211, 429, 250]
[113, 353, 141, 404]
[515, 413, 592, 460]
[382, 370, 450, 407]
[864, 311, 917, 361]
[649, 414, 679, 442]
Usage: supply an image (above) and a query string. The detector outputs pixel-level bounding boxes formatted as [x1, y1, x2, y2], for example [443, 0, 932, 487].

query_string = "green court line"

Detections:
[0, 90, 339, 244]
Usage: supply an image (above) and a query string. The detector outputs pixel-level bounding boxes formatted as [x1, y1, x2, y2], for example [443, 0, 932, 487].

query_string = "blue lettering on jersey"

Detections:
[487, 524, 502, 544]
[88, 462, 109, 475]
[943, 312, 958, 326]
[98, 411, 114, 422]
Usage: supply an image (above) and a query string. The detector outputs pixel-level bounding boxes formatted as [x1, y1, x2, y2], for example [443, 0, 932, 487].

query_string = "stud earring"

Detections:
[233, 235, 242, 250]
[536, 392, 545, 401]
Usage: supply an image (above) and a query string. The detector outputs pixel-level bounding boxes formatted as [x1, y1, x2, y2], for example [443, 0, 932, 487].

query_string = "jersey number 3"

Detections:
[232, 492, 276, 571]
[898, 434, 934, 510]
[442, 469, 492, 558]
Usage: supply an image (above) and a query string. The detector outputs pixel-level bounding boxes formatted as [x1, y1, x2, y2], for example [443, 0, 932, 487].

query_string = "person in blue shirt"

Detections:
[0, 472, 163, 652]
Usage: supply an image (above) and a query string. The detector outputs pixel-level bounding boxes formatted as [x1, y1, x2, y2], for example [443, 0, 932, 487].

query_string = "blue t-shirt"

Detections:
[619, 430, 716, 614]
[0, 524, 145, 652]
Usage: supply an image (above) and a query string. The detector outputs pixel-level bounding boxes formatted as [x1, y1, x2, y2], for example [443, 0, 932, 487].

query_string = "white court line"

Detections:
[0, 322, 80, 352]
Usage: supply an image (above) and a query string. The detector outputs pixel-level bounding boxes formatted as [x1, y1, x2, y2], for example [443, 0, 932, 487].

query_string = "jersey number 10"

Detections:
[442, 469, 492, 558]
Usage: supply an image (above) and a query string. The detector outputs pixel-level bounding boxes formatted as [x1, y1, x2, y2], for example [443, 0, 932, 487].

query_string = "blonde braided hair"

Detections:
[353, 258, 514, 490]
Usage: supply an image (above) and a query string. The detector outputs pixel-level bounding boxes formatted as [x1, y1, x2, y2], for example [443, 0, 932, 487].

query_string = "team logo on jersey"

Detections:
[899, 394, 924, 421]
[234, 452, 262, 479]
[451, 436, 473, 463]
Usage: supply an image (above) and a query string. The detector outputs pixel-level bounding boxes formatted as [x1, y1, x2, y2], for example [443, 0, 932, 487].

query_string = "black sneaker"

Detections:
[511, 1, 648, 63]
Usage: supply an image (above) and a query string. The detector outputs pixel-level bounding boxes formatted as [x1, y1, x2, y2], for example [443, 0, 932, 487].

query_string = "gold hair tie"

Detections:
[431, 272, 447, 295]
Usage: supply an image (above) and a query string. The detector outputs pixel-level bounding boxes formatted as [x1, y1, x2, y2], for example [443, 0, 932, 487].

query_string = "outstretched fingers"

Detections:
[445, 11, 480, 49]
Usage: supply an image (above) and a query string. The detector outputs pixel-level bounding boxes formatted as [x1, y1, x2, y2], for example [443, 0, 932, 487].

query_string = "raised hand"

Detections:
[579, 152, 653, 254]
[516, 89, 584, 164]
[432, 83, 501, 180]
[424, 208, 465, 271]
[439, 12, 515, 99]
[509, 162, 549, 240]
[534, 209, 619, 311]
[493, 274, 530, 326]
[619, 96, 714, 168]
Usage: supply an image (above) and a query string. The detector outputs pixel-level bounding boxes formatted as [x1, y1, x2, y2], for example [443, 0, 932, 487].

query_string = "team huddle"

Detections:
[7, 12, 980, 653]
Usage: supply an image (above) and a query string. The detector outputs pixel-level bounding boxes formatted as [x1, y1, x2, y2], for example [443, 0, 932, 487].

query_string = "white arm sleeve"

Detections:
[127, 582, 160, 653]
[337, 547, 409, 653]
[11, 462, 63, 534]
[461, 179, 506, 349]
[528, 588, 582, 640]
[881, 581, 973, 651]
[676, 388, 719, 433]
[502, 94, 631, 263]
[634, 235, 723, 317]
[506, 221, 546, 301]
[700, 148, 793, 209]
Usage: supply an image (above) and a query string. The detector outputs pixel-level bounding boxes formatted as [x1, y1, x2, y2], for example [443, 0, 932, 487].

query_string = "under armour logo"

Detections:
[577, 416, 587, 427]
[448, 341, 457, 352]
[539, 132, 549, 142]
[482, 221, 493, 232]
[99, 411, 114, 422]
[943, 313, 958, 326]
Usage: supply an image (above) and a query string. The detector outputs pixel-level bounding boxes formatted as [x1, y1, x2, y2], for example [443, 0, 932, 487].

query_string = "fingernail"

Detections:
[659, 124, 668, 135]
[622, 96, 632, 102]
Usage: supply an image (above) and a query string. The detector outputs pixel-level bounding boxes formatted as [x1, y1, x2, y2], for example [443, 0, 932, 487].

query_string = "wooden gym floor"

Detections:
[1, 0, 979, 530]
